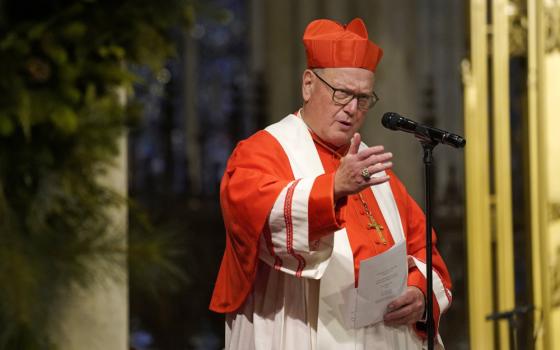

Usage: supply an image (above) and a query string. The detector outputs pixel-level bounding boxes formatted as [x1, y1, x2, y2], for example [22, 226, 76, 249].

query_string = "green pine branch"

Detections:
[0, 0, 196, 347]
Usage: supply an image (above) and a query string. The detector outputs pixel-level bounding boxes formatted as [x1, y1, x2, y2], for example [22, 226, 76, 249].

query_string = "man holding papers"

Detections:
[210, 17, 452, 349]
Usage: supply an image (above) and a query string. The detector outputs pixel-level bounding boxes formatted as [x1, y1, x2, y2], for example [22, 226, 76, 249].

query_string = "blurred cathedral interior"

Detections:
[1, 0, 559, 349]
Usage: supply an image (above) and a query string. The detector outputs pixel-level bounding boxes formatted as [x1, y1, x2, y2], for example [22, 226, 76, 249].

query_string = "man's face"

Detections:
[302, 67, 375, 147]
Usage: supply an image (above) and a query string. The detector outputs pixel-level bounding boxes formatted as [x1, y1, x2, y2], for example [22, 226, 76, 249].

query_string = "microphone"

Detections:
[486, 304, 534, 321]
[381, 112, 466, 148]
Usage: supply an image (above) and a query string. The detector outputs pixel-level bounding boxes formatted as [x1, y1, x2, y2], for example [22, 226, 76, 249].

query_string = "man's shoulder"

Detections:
[225, 128, 294, 177]
[234, 129, 280, 152]
[233, 115, 297, 154]
[228, 128, 288, 165]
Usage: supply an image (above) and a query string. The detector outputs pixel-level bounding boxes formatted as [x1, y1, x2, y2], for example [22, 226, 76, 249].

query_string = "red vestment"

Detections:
[210, 120, 452, 339]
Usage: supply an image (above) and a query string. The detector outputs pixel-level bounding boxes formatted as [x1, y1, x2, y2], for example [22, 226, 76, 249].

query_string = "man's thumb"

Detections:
[349, 133, 360, 154]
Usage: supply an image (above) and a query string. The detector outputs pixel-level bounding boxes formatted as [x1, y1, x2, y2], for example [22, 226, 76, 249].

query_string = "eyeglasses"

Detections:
[313, 71, 379, 111]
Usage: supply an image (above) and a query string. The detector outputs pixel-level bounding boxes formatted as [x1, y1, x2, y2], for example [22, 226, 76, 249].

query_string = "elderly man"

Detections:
[210, 18, 452, 349]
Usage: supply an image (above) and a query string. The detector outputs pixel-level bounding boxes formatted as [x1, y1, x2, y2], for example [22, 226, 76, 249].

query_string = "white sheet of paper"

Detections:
[344, 240, 408, 329]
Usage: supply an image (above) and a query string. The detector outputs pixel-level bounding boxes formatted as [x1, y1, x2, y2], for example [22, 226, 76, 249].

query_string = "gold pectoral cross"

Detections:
[367, 216, 387, 245]
[357, 192, 388, 245]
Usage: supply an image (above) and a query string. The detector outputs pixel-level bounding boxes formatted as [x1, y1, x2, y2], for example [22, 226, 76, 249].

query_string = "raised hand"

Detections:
[333, 133, 393, 202]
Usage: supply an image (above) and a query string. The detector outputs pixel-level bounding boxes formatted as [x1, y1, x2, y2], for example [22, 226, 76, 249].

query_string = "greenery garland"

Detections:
[0, 0, 194, 348]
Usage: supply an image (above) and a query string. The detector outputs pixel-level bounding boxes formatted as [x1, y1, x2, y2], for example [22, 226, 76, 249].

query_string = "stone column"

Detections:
[52, 129, 128, 348]
[264, 0, 300, 123]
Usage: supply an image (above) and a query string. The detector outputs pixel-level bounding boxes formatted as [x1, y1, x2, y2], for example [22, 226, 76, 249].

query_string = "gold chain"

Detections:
[300, 108, 386, 245]
[357, 192, 387, 245]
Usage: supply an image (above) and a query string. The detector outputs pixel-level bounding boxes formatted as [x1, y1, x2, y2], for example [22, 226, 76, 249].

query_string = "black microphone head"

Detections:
[381, 112, 401, 130]
[444, 134, 467, 148]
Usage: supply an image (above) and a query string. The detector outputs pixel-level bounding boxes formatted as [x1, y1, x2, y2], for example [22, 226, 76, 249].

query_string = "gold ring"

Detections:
[361, 168, 371, 180]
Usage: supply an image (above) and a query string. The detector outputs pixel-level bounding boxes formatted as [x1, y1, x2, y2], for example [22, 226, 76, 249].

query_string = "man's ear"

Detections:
[302, 69, 314, 102]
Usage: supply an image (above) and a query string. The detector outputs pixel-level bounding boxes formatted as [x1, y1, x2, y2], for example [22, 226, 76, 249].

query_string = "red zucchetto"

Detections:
[303, 18, 383, 72]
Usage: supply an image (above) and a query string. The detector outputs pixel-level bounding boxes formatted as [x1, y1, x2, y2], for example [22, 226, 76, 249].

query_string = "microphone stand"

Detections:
[415, 127, 440, 350]
[382, 112, 465, 349]
[486, 304, 534, 350]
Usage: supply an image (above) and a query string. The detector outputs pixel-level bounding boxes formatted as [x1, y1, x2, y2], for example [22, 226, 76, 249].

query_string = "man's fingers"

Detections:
[384, 287, 424, 317]
[367, 161, 393, 175]
[383, 292, 424, 326]
[384, 304, 416, 323]
[356, 145, 385, 160]
[387, 292, 412, 311]
[368, 175, 390, 186]
[363, 152, 393, 166]
[363, 161, 393, 184]
[348, 133, 361, 155]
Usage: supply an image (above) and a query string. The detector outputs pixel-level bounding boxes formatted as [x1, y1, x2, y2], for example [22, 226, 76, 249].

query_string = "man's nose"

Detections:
[343, 96, 359, 114]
